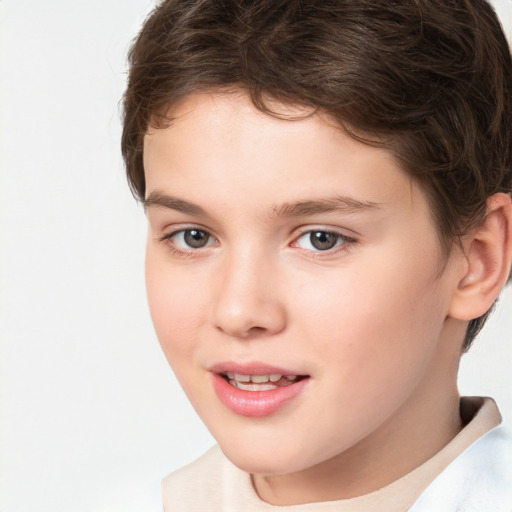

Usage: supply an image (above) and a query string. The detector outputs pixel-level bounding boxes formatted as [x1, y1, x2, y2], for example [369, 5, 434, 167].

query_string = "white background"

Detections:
[0, 1, 511, 511]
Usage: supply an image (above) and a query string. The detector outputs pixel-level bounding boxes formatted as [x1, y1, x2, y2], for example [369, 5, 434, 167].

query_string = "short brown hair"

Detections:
[121, 0, 512, 349]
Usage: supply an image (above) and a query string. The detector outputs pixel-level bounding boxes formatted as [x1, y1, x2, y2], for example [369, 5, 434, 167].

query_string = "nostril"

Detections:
[211, 291, 287, 338]
[248, 326, 266, 334]
[215, 324, 268, 338]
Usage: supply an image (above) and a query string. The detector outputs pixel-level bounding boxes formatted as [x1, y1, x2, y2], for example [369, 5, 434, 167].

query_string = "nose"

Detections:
[210, 250, 287, 339]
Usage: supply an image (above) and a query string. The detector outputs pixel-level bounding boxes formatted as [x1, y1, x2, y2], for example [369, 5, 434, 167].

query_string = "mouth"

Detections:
[220, 372, 308, 391]
[210, 364, 310, 417]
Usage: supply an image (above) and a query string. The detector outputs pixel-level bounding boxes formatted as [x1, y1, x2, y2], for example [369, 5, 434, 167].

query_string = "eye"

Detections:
[294, 230, 351, 251]
[163, 228, 216, 249]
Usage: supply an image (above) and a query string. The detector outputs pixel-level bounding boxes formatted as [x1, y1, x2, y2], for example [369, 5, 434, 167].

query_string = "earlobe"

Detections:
[449, 193, 512, 321]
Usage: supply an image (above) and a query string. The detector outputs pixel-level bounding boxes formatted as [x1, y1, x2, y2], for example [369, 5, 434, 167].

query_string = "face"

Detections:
[143, 92, 463, 482]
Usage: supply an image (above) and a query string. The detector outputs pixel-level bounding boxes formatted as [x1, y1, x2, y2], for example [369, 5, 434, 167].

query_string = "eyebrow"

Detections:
[144, 190, 380, 217]
[272, 196, 380, 217]
[144, 190, 206, 215]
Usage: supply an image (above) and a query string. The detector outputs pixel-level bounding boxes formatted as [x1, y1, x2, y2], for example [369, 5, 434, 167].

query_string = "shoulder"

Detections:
[162, 445, 238, 511]
[409, 422, 512, 512]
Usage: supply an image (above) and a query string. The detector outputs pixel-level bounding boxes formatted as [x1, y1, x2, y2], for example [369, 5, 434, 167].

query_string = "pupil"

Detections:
[310, 231, 337, 250]
[184, 229, 208, 248]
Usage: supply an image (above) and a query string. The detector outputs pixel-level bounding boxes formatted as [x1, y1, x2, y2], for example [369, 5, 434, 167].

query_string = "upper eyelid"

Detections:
[159, 224, 215, 239]
[160, 226, 352, 238]
[292, 230, 354, 244]
[158, 227, 218, 254]
[290, 231, 357, 261]
[292, 225, 357, 240]
[156, 225, 357, 248]
[291, 227, 357, 251]
[155, 227, 214, 250]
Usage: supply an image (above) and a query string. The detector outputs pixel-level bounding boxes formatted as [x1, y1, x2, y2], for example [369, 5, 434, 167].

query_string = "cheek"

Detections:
[291, 251, 445, 377]
[145, 250, 207, 365]
[287, 260, 446, 445]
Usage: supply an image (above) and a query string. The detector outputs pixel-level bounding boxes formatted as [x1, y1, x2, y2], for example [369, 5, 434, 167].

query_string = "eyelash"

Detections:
[158, 227, 218, 258]
[158, 227, 357, 258]
[292, 229, 356, 258]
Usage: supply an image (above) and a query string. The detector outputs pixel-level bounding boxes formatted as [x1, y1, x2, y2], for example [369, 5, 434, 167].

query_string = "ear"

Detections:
[448, 193, 512, 321]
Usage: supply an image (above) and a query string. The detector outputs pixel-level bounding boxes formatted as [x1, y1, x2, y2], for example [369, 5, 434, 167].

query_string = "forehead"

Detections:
[143, 91, 427, 224]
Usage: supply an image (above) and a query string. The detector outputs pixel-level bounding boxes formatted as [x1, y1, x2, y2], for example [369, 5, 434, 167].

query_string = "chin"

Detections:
[217, 437, 320, 476]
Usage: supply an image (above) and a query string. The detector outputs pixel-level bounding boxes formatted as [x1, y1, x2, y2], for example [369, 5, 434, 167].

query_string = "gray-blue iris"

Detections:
[184, 229, 209, 248]
[310, 231, 338, 250]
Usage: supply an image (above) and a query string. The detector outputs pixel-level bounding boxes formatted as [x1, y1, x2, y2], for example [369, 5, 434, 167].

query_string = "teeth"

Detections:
[228, 373, 280, 383]
[251, 375, 270, 383]
[231, 381, 277, 391]
[223, 372, 300, 388]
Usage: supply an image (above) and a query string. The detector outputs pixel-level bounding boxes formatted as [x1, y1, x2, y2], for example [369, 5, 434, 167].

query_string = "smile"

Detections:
[223, 372, 300, 391]
[210, 365, 310, 417]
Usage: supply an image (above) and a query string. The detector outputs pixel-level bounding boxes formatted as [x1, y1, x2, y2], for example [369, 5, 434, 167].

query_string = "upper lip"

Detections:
[208, 361, 308, 377]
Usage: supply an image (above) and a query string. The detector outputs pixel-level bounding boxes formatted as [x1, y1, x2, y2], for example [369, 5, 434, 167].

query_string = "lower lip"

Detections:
[211, 374, 309, 417]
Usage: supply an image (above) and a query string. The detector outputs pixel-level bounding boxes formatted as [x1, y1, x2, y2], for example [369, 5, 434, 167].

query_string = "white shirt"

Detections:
[162, 398, 512, 511]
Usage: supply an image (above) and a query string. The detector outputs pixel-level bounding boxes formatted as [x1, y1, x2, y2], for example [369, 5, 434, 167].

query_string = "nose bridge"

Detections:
[210, 243, 286, 338]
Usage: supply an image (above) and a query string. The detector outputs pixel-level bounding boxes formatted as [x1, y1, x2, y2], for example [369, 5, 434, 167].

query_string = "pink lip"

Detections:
[209, 362, 310, 418]
[209, 361, 305, 376]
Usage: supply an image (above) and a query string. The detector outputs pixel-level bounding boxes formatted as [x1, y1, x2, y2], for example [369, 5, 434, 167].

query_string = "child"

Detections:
[122, 0, 512, 509]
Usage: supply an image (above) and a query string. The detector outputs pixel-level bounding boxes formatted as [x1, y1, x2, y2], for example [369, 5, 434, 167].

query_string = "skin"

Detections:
[143, 91, 473, 505]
